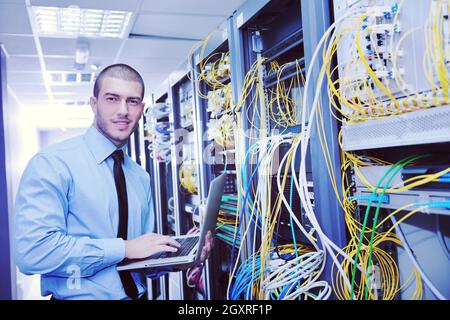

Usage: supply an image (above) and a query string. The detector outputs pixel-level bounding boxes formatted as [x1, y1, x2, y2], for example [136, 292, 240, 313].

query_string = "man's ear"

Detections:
[90, 96, 97, 114]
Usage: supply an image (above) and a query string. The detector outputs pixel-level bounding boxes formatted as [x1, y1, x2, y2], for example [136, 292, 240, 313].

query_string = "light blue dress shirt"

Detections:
[13, 125, 154, 299]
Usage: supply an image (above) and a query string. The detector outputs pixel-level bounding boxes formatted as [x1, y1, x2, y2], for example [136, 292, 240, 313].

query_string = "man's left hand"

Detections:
[199, 230, 214, 263]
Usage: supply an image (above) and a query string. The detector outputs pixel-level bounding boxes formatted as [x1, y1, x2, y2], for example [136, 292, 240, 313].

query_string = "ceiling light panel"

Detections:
[46, 72, 94, 84]
[32, 6, 132, 38]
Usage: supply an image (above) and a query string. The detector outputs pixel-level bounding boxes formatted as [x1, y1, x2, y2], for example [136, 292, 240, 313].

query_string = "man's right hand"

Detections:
[124, 233, 181, 259]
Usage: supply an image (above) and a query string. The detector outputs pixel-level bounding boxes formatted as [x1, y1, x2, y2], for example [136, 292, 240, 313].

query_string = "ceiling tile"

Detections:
[120, 38, 193, 59]
[40, 37, 122, 58]
[15, 94, 49, 101]
[7, 71, 44, 84]
[18, 97, 50, 106]
[44, 57, 83, 72]
[0, 34, 36, 55]
[141, 72, 168, 87]
[52, 93, 89, 100]
[44, 57, 115, 72]
[132, 13, 224, 40]
[0, 0, 31, 4]
[51, 84, 91, 95]
[7, 56, 41, 71]
[139, 0, 246, 16]
[9, 82, 47, 94]
[118, 57, 182, 74]
[0, 3, 33, 34]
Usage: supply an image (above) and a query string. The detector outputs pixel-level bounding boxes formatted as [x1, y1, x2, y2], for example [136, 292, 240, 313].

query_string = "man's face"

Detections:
[90, 76, 145, 147]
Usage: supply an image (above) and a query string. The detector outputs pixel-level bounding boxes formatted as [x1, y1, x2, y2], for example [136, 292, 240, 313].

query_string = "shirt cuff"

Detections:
[101, 238, 125, 266]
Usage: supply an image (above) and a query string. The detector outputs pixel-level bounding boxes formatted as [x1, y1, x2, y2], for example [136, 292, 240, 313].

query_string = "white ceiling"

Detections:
[0, 0, 246, 110]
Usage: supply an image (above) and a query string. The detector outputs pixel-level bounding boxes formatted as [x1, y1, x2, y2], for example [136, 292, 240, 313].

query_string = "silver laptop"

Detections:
[117, 172, 226, 271]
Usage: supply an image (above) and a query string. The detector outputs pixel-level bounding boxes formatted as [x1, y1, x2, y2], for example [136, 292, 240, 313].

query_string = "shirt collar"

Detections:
[84, 126, 127, 164]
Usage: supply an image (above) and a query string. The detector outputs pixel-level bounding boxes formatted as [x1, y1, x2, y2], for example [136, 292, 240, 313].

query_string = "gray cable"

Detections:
[391, 215, 446, 300]
[435, 215, 450, 261]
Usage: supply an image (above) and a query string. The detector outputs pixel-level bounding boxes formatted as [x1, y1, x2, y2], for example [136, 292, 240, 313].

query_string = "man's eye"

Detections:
[107, 97, 118, 102]
[128, 100, 139, 105]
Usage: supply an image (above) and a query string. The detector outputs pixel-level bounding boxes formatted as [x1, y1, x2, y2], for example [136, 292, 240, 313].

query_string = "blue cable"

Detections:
[230, 254, 262, 300]
[287, 173, 304, 298]
[289, 174, 299, 255]
[228, 143, 264, 298]
[413, 201, 450, 209]
[347, 194, 390, 204]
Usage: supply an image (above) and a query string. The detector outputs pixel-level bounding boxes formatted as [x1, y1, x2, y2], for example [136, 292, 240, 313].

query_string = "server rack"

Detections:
[128, 122, 142, 165]
[143, 92, 172, 300]
[226, 0, 330, 300]
[167, 71, 203, 299]
[190, 20, 239, 299]
[300, 0, 348, 296]
[327, 0, 450, 299]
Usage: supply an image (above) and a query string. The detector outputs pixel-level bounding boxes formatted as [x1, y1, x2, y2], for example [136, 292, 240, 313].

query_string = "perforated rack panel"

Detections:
[342, 106, 450, 151]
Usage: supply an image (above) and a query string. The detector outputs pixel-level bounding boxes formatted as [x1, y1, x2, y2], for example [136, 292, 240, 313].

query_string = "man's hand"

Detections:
[199, 230, 214, 263]
[124, 233, 181, 259]
[142, 231, 214, 275]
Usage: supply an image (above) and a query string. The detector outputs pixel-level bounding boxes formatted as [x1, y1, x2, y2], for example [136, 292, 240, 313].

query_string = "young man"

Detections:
[13, 64, 212, 300]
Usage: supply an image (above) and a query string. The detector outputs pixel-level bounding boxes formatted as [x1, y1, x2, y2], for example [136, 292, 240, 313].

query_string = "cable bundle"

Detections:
[206, 84, 233, 117]
[225, 134, 331, 300]
[206, 113, 235, 148]
[179, 160, 198, 194]
[145, 102, 170, 120]
[335, 152, 450, 300]
[143, 105, 172, 163]
[326, 0, 450, 123]
[267, 60, 305, 128]
[296, 0, 449, 300]
[216, 209, 240, 247]
[199, 52, 231, 89]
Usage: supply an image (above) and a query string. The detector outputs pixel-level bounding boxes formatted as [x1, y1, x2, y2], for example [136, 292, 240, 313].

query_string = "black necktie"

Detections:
[112, 149, 138, 300]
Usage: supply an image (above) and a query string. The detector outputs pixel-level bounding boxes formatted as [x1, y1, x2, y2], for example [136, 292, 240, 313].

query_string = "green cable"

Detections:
[218, 224, 238, 232]
[221, 204, 238, 212]
[222, 195, 238, 202]
[363, 154, 428, 299]
[350, 154, 421, 300]
[216, 233, 240, 246]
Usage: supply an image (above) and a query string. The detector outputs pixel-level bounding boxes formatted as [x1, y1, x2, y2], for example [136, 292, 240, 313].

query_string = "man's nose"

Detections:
[117, 99, 129, 116]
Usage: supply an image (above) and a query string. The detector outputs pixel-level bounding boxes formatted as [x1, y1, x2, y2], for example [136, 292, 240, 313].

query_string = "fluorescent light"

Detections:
[46, 72, 94, 84]
[50, 73, 62, 83]
[32, 6, 132, 38]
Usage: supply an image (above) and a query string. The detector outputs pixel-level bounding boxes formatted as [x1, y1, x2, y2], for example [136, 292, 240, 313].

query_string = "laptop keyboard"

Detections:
[150, 236, 199, 259]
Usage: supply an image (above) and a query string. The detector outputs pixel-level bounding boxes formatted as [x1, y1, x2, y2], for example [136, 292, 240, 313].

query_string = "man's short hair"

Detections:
[93, 63, 145, 99]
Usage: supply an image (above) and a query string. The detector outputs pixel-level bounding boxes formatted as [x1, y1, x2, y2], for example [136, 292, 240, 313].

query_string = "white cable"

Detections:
[295, 8, 367, 295]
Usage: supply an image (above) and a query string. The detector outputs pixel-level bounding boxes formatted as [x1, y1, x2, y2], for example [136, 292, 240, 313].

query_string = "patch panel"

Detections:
[342, 104, 450, 150]
[179, 83, 194, 129]
[351, 165, 450, 215]
[333, 0, 445, 121]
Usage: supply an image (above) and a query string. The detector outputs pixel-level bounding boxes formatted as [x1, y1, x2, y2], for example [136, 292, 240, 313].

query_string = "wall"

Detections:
[3, 86, 40, 299]
[0, 44, 12, 300]
[38, 127, 87, 150]
[5, 100, 89, 299]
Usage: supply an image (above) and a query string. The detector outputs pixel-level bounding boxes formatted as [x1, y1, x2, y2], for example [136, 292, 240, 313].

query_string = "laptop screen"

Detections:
[194, 172, 227, 260]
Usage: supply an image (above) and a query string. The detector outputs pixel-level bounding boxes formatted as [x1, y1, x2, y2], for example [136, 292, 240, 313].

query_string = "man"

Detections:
[13, 64, 212, 300]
